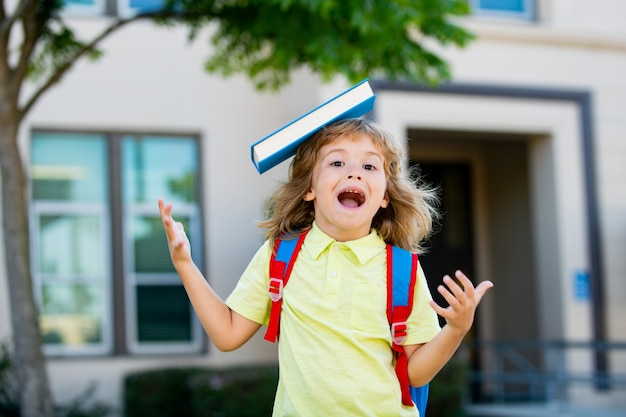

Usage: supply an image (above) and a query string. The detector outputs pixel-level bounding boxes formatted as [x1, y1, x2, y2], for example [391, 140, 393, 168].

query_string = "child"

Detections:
[159, 118, 493, 416]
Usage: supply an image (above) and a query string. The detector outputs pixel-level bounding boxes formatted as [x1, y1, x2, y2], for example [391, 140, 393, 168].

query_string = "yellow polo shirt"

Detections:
[226, 222, 440, 417]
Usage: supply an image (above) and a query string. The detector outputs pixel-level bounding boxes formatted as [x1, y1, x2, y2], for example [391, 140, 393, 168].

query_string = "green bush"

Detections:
[0, 343, 111, 417]
[54, 383, 111, 417]
[428, 357, 469, 417]
[3, 339, 468, 417]
[0, 344, 19, 417]
[124, 365, 279, 417]
[124, 359, 469, 417]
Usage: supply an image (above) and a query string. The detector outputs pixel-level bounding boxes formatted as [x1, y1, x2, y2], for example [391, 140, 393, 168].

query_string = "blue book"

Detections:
[251, 79, 376, 174]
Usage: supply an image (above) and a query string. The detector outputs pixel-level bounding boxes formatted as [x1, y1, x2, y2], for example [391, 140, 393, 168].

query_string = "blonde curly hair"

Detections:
[259, 118, 439, 253]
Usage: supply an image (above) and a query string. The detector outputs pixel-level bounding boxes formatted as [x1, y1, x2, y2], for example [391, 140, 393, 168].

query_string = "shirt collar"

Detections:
[304, 222, 386, 265]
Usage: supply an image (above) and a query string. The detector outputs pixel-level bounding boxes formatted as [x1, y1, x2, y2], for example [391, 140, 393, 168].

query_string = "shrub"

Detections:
[54, 383, 111, 417]
[0, 343, 112, 417]
[124, 359, 470, 417]
[124, 365, 279, 417]
[428, 357, 469, 417]
[0, 344, 19, 417]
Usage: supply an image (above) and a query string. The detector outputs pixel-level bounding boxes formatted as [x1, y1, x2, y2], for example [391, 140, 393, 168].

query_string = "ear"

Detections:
[303, 188, 315, 202]
[380, 192, 389, 208]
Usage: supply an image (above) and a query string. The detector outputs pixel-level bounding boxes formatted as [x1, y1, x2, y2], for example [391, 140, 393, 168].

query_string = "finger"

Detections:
[174, 222, 187, 247]
[454, 270, 476, 298]
[158, 198, 172, 220]
[454, 270, 472, 290]
[159, 199, 170, 221]
[428, 299, 448, 317]
[437, 281, 461, 308]
[441, 275, 466, 303]
[474, 280, 494, 304]
[159, 201, 178, 242]
[165, 204, 173, 223]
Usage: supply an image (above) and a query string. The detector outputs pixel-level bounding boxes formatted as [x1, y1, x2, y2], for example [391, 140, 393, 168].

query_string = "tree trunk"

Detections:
[0, 120, 55, 417]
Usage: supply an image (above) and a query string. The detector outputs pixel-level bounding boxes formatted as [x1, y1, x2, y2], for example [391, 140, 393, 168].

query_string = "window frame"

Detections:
[30, 129, 205, 357]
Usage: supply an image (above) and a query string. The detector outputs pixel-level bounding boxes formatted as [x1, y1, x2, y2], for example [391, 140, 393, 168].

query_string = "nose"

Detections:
[347, 171, 362, 181]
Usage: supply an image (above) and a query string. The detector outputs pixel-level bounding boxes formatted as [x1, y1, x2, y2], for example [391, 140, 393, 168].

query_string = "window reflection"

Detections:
[122, 136, 198, 204]
[31, 133, 107, 202]
[471, 0, 534, 20]
[40, 284, 103, 345]
[38, 215, 103, 276]
[132, 214, 186, 274]
[136, 285, 191, 342]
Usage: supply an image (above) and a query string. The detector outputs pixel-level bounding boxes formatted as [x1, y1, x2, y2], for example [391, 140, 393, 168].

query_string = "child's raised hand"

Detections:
[158, 198, 191, 264]
[429, 270, 493, 335]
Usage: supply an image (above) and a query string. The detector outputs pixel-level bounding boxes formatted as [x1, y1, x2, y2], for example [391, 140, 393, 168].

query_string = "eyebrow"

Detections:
[322, 147, 384, 160]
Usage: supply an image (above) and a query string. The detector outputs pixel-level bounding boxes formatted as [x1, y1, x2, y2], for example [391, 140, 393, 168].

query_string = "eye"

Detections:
[363, 163, 376, 171]
[330, 161, 344, 167]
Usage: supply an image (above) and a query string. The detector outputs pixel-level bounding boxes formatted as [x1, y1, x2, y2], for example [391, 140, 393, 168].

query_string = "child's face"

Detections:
[303, 133, 389, 242]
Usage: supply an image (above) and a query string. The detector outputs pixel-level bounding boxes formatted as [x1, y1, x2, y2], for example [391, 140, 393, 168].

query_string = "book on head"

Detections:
[251, 78, 376, 174]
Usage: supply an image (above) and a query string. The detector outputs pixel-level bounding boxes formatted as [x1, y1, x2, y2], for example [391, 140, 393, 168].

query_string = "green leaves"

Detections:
[17, 0, 474, 92]
[27, 24, 102, 82]
[195, 0, 474, 89]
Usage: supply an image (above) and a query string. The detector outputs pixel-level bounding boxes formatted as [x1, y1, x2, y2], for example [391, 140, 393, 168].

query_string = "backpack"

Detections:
[263, 230, 429, 415]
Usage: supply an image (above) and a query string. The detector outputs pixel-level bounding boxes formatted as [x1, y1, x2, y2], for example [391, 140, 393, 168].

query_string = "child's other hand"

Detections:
[429, 270, 493, 335]
[158, 198, 191, 264]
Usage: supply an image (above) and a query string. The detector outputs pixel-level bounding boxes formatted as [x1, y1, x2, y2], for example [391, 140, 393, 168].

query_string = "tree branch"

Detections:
[19, 14, 141, 119]
[12, 0, 41, 88]
[0, 0, 5, 26]
[1, 0, 29, 81]
[0, 0, 29, 40]
[18, 6, 193, 119]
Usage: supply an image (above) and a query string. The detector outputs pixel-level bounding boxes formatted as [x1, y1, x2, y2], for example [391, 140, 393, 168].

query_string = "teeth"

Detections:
[344, 190, 363, 197]
[339, 189, 365, 207]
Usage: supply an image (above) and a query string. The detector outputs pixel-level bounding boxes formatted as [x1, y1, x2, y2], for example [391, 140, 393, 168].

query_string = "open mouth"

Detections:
[338, 189, 365, 208]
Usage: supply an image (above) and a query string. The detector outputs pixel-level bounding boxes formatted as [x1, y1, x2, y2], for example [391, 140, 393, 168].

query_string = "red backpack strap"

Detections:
[386, 244, 418, 407]
[264, 230, 308, 342]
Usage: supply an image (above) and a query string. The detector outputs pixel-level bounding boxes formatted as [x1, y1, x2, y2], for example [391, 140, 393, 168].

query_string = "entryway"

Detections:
[409, 128, 542, 402]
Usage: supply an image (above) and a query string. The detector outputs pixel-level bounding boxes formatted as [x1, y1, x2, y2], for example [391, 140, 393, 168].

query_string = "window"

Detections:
[62, 0, 166, 17]
[62, 0, 107, 16]
[117, 0, 166, 18]
[120, 135, 203, 354]
[470, 0, 535, 21]
[31, 131, 203, 356]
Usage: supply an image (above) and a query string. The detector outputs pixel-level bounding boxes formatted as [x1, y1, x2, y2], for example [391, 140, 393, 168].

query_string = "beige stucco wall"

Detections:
[1, 0, 626, 413]
[453, 2, 626, 346]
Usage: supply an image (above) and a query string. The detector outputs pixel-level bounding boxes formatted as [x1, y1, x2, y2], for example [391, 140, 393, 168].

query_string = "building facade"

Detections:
[0, 0, 625, 414]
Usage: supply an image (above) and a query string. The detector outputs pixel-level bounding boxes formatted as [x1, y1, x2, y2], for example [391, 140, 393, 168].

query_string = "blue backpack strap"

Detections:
[387, 245, 429, 415]
[411, 384, 429, 416]
[264, 231, 308, 342]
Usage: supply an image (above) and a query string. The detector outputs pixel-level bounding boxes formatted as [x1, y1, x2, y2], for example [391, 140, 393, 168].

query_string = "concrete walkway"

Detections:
[465, 403, 626, 417]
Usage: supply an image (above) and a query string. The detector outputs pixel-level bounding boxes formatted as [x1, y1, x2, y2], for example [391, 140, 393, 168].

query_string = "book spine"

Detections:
[253, 95, 375, 173]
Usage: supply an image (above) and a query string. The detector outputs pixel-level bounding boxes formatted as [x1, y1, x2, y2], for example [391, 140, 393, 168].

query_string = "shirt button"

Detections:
[330, 271, 337, 277]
